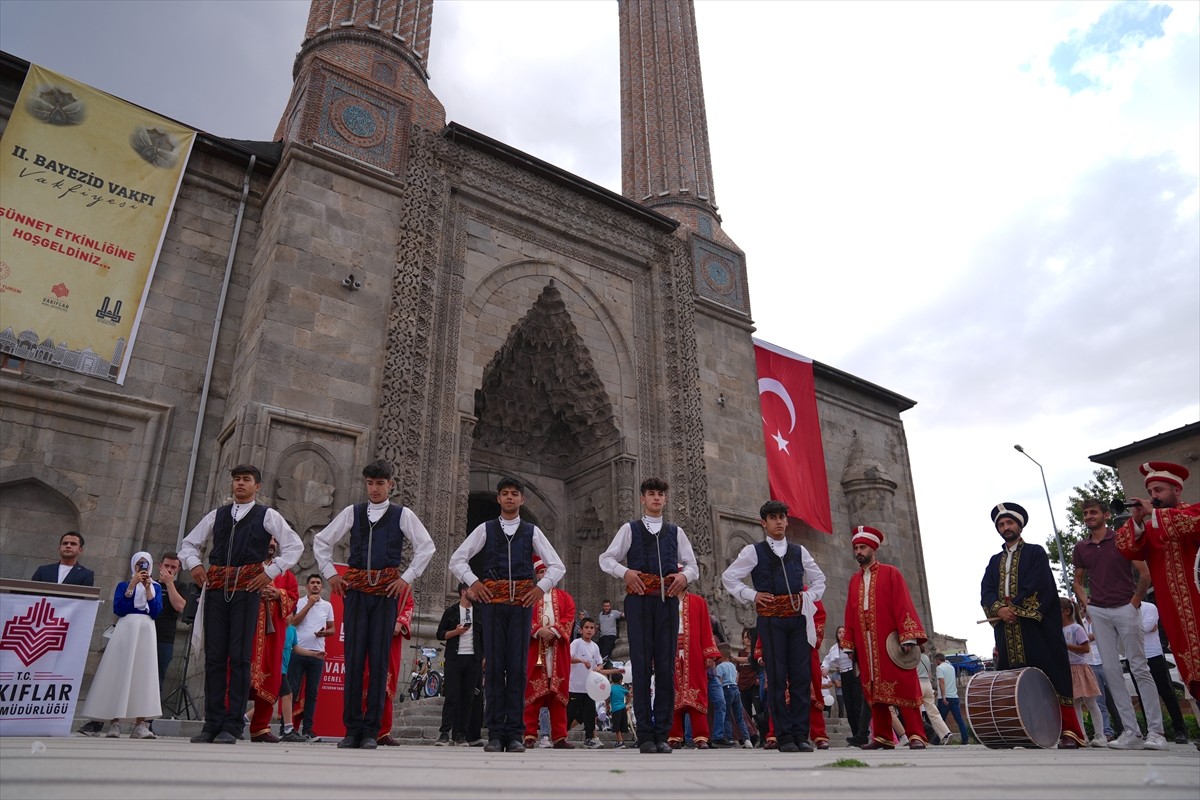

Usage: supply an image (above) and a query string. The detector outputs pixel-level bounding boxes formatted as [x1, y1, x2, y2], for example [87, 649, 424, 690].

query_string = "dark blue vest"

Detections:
[478, 519, 535, 581]
[348, 503, 408, 570]
[210, 504, 271, 566]
[750, 540, 806, 595]
[627, 520, 679, 576]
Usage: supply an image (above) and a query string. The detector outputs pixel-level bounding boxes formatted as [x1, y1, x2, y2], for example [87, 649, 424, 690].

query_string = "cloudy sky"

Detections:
[2, 1, 1196, 653]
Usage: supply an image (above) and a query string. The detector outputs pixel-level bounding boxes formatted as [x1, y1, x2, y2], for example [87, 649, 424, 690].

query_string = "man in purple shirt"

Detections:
[1071, 498, 1167, 750]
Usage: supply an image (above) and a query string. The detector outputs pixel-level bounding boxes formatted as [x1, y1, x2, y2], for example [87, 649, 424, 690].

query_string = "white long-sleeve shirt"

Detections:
[449, 516, 565, 593]
[179, 501, 303, 579]
[721, 537, 825, 645]
[312, 502, 436, 584]
[598, 517, 700, 584]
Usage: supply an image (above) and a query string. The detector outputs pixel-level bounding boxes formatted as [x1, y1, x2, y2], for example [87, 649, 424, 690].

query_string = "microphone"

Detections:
[1110, 499, 1142, 514]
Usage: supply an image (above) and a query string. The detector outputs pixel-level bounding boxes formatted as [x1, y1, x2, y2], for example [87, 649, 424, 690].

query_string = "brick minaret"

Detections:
[276, 0, 446, 172]
[619, 0, 735, 248]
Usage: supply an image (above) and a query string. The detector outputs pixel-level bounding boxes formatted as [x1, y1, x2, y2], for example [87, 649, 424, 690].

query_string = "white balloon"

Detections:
[587, 670, 610, 702]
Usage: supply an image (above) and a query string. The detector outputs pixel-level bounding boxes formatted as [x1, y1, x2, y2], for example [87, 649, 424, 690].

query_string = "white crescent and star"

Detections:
[758, 377, 795, 455]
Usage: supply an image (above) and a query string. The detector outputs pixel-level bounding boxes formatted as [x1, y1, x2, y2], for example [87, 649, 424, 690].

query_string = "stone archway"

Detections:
[470, 281, 624, 615]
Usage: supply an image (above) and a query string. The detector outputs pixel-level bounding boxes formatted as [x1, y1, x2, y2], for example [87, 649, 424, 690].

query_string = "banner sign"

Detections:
[0, 63, 195, 383]
[0, 592, 100, 737]
[312, 564, 346, 737]
[753, 338, 833, 533]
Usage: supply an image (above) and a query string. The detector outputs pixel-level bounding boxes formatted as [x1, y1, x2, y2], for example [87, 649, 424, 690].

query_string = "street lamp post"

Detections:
[1013, 444, 1071, 594]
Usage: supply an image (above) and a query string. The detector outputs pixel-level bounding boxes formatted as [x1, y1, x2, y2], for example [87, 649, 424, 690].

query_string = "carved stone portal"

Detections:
[471, 281, 623, 614]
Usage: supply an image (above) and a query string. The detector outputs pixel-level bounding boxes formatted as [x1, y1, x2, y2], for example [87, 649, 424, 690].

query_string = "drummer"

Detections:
[838, 525, 930, 749]
[981, 502, 1087, 748]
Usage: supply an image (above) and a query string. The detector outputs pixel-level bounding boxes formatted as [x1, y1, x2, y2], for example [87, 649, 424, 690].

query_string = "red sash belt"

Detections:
[206, 562, 265, 591]
[482, 578, 535, 604]
[626, 571, 678, 596]
[343, 566, 401, 595]
[758, 594, 803, 617]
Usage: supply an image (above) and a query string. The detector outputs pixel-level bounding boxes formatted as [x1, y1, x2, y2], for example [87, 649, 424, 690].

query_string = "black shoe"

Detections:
[639, 741, 657, 754]
[213, 731, 238, 744]
[796, 742, 814, 753]
[435, 734, 450, 746]
[780, 741, 799, 753]
[359, 737, 378, 750]
[337, 735, 361, 749]
[484, 739, 504, 753]
[655, 741, 673, 754]
[453, 736, 467, 746]
[190, 731, 216, 744]
[710, 738, 733, 748]
[78, 721, 104, 737]
[1175, 733, 1190, 745]
[506, 739, 526, 753]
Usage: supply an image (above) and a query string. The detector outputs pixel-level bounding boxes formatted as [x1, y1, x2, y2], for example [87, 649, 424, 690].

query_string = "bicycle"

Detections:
[408, 645, 443, 700]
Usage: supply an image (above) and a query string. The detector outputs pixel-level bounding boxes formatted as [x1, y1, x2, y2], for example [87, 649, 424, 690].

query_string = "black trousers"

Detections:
[840, 667, 864, 739]
[478, 601, 533, 741]
[1140, 654, 1187, 737]
[440, 653, 483, 738]
[599, 635, 617, 660]
[202, 589, 260, 736]
[758, 615, 811, 743]
[625, 592, 679, 744]
[288, 653, 324, 734]
[342, 590, 397, 739]
[568, 692, 596, 737]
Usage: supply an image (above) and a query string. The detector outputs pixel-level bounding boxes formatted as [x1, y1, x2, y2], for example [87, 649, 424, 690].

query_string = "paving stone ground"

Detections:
[2, 734, 1197, 800]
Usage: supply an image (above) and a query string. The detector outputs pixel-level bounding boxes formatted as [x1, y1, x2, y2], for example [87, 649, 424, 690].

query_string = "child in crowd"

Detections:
[1061, 597, 1106, 748]
[609, 672, 630, 748]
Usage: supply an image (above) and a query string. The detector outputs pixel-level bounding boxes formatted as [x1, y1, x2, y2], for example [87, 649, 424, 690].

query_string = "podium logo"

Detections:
[1, 599, 70, 666]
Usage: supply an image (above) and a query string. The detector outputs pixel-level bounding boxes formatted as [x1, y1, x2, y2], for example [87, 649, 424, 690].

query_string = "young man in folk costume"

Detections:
[599, 477, 701, 754]
[180, 465, 303, 744]
[523, 557, 576, 749]
[842, 525, 929, 749]
[1116, 461, 1200, 742]
[722, 500, 826, 753]
[313, 459, 436, 749]
[981, 502, 1086, 748]
[248, 538, 299, 743]
[449, 477, 566, 753]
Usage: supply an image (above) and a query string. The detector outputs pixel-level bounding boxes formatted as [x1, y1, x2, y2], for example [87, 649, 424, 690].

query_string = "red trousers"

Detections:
[522, 696, 567, 743]
[249, 690, 276, 736]
[372, 632, 404, 740]
[669, 708, 710, 743]
[1059, 700, 1086, 744]
[870, 703, 926, 745]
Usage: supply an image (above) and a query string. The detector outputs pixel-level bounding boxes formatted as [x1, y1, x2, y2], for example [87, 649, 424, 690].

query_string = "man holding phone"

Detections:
[436, 583, 482, 745]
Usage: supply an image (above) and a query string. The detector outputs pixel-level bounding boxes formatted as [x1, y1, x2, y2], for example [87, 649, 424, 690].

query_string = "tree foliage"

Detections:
[1045, 466, 1126, 566]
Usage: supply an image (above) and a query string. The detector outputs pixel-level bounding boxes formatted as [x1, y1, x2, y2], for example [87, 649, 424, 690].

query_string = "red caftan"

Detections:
[669, 591, 720, 745]
[1117, 504, 1200, 697]
[249, 569, 299, 736]
[523, 587, 576, 744]
[842, 561, 928, 745]
[375, 591, 415, 740]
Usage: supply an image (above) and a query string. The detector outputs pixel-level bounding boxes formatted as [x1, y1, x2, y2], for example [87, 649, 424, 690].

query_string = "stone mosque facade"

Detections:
[0, 0, 932, 688]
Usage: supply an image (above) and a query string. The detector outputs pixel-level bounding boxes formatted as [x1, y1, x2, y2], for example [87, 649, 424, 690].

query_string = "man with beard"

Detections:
[1116, 462, 1200, 719]
[1072, 497, 1165, 750]
[314, 459, 436, 749]
[248, 539, 299, 743]
[180, 465, 303, 745]
[841, 526, 928, 749]
[981, 502, 1086, 748]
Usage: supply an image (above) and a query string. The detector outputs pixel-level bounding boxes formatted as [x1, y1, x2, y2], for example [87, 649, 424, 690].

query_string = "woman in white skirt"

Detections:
[81, 551, 163, 739]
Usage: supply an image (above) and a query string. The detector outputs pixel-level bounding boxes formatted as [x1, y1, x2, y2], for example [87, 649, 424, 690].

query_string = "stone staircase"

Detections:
[388, 694, 856, 747]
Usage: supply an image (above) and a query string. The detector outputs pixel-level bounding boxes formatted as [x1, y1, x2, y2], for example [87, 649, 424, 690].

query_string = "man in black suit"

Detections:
[31, 531, 95, 586]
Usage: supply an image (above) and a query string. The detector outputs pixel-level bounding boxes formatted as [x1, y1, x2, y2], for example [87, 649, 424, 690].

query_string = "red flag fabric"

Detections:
[753, 339, 832, 534]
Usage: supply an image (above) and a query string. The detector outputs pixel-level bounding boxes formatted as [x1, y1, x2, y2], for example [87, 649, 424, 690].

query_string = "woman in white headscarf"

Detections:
[81, 551, 163, 738]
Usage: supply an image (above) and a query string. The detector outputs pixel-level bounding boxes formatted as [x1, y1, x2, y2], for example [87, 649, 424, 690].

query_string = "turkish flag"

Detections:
[753, 339, 832, 533]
